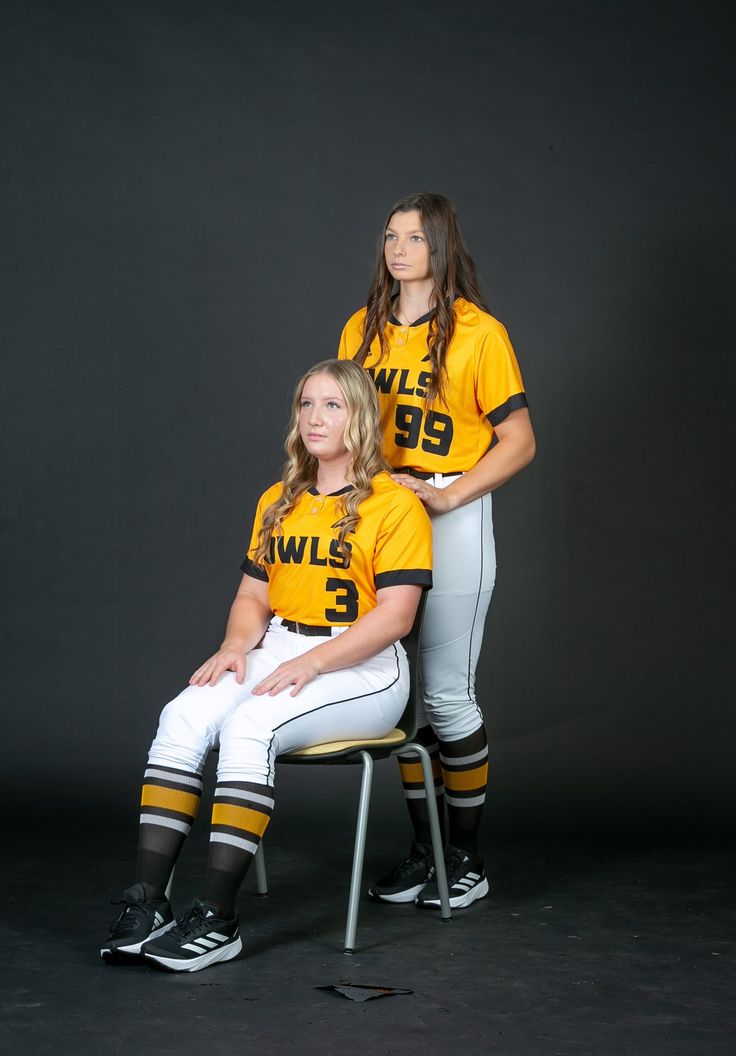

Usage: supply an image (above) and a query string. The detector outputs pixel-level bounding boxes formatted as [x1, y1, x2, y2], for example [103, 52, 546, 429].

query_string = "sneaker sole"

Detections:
[417, 876, 490, 909]
[100, 920, 176, 961]
[144, 935, 243, 973]
[368, 882, 428, 904]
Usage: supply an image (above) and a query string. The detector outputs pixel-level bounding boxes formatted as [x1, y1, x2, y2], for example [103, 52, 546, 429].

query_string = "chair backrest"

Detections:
[393, 589, 427, 740]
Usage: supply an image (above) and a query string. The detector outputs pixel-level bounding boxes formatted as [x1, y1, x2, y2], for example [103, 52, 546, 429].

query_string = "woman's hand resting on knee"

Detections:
[189, 641, 248, 687]
[252, 654, 321, 698]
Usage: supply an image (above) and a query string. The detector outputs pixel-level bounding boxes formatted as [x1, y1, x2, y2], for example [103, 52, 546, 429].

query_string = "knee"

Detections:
[216, 709, 275, 784]
[148, 691, 215, 771]
[423, 699, 484, 741]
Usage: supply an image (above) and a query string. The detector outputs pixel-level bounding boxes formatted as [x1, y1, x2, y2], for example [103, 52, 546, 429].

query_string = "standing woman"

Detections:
[338, 192, 535, 909]
[101, 359, 432, 972]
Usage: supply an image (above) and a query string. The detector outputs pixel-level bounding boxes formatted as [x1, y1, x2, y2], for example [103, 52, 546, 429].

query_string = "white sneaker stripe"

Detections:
[180, 936, 220, 953]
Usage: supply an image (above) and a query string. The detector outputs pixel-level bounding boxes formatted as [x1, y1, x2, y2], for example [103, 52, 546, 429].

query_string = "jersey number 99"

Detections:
[394, 404, 454, 456]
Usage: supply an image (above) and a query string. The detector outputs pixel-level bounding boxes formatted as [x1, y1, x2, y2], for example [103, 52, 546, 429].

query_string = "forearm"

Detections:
[444, 432, 536, 509]
[302, 603, 415, 675]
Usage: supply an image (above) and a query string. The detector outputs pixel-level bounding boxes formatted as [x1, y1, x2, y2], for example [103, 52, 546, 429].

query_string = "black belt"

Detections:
[395, 468, 459, 480]
[279, 619, 333, 637]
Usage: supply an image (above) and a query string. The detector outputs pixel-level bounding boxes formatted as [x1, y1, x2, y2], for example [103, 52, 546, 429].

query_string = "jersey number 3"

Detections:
[325, 577, 359, 622]
[395, 404, 453, 456]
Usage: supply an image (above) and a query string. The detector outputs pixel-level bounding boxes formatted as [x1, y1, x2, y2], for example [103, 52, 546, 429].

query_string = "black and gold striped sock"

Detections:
[440, 726, 489, 855]
[200, 780, 274, 918]
[136, 764, 204, 899]
[397, 725, 445, 847]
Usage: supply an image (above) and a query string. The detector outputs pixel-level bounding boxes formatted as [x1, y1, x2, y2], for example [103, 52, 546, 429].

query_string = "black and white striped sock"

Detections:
[136, 764, 204, 899]
[440, 726, 489, 855]
[397, 724, 445, 847]
[200, 780, 274, 918]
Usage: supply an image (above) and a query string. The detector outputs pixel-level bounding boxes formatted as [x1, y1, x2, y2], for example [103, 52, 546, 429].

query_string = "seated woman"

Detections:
[101, 359, 432, 973]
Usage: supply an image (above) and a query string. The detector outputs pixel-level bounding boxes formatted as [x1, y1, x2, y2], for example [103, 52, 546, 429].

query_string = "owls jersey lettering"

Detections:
[241, 473, 432, 625]
[338, 298, 528, 473]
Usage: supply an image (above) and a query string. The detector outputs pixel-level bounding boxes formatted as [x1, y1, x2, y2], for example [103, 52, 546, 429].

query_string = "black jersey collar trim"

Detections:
[388, 308, 434, 327]
[388, 296, 435, 328]
[306, 484, 354, 497]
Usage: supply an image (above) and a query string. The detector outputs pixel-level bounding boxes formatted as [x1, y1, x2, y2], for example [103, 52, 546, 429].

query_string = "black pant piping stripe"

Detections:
[465, 495, 487, 729]
[265, 643, 401, 779]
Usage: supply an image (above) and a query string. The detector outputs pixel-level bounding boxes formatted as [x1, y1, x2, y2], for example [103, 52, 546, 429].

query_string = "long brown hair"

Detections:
[252, 359, 389, 568]
[354, 192, 489, 405]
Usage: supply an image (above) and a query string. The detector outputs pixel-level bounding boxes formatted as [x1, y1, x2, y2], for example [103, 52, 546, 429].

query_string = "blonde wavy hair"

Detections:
[252, 359, 389, 567]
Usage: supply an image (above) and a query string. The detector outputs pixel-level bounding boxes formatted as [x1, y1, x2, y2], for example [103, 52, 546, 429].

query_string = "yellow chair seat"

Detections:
[287, 728, 406, 756]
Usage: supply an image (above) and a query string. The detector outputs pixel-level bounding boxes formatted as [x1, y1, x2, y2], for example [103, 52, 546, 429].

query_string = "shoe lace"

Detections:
[107, 897, 151, 936]
[393, 850, 432, 881]
[170, 903, 210, 940]
[444, 846, 472, 885]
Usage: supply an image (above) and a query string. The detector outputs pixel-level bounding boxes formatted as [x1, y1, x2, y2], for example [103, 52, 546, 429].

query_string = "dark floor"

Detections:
[3, 817, 735, 1056]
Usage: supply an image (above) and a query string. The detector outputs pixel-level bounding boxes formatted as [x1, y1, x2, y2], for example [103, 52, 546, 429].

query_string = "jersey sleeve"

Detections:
[475, 321, 529, 427]
[337, 308, 366, 360]
[373, 488, 433, 590]
[239, 484, 280, 581]
[337, 322, 350, 360]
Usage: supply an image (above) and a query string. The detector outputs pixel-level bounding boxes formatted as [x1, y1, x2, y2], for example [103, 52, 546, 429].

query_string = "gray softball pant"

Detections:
[418, 476, 496, 742]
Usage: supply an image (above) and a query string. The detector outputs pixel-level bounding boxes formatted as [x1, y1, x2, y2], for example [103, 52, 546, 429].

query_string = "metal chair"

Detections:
[253, 593, 451, 953]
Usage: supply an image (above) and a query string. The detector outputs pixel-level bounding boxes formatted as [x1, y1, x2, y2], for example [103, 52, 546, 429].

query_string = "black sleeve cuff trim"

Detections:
[375, 569, 433, 589]
[487, 392, 528, 427]
[240, 557, 269, 581]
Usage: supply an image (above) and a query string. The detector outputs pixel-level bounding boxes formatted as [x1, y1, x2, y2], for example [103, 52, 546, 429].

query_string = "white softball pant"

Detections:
[147, 620, 409, 784]
[418, 476, 496, 742]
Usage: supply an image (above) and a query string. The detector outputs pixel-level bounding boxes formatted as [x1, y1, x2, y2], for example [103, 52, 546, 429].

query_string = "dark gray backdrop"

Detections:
[3, 0, 734, 835]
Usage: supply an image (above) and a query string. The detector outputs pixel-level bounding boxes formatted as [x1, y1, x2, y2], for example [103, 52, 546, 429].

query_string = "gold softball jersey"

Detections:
[241, 472, 432, 626]
[338, 298, 528, 474]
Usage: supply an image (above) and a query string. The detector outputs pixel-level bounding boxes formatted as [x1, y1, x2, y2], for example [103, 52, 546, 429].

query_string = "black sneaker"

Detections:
[368, 843, 435, 903]
[143, 899, 242, 972]
[100, 883, 175, 962]
[416, 844, 489, 909]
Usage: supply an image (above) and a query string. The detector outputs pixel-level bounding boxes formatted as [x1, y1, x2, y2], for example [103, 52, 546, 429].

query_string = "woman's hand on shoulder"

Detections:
[391, 473, 457, 513]
[189, 641, 248, 687]
[252, 653, 322, 698]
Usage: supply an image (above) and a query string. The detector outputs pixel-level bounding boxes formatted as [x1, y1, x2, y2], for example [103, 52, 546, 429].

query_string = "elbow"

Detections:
[385, 606, 419, 642]
[396, 597, 423, 639]
[515, 424, 536, 470]
[396, 612, 417, 640]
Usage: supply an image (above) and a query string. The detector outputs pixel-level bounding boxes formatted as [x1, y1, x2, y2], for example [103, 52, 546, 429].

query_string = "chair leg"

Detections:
[343, 750, 374, 954]
[406, 743, 452, 921]
[253, 841, 268, 896]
